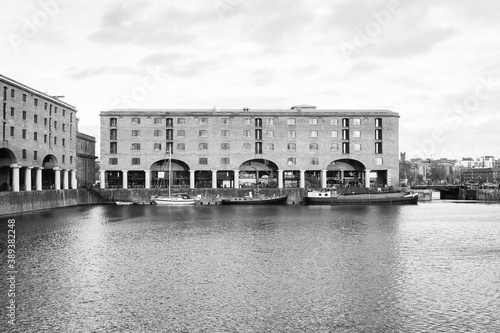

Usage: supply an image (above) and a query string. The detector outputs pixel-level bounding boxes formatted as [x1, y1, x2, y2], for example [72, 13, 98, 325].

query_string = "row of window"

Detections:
[111, 142, 383, 154]
[8, 108, 73, 132]
[109, 156, 384, 166]
[3, 88, 73, 121]
[21, 149, 73, 164]
[9, 126, 71, 147]
[111, 129, 383, 140]
[113, 117, 383, 127]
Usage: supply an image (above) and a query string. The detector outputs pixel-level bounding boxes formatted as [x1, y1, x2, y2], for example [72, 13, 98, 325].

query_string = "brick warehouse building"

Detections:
[76, 131, 97, 187]
[99, 105, 400, 190]
[1, 74, 78, 191]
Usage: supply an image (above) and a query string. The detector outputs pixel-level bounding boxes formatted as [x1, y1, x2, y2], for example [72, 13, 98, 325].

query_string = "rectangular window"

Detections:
[34, 151, 38, 160]
[375, 118, 382, 127]
[266, 118, 275, 125]
[331, 143, 338, 151]
[243, 118, 251, 125]
[199, 118, 208, 125]
[255, 118, 262, 127]
[166, 129, 173, 140]
[22, 94, 27, 102]
[132, 130, 140, 136]
[255, 142, 262, 154]
[154, 143, 162, 151]
[62, 139, 66, 147]
[331, 118, 338, 125]
[63, 109, 65, 116]
[375, 142, 383, 154]
[221, 158, 230, 165]
[62, 124, 66, 132]
[309, 143, 318, 150]
[342, 118, 349, 127]
[110, 118, 117, 127]
[352, 118, 361, 125]
[342, 142, 350, 154]
[110, 129, 117, 140]
[154, 130, 162, 137]
[34, 132, 38, 141]
[154, 118, 162, 124]
[132, 158, 141, 165]
[177, 130, 185, 137]
[176, 118, 185, 124]
[311, 130, 318, 138]
[287, 118, 296, 125]
[11, 89, 15, 98]
[22, 149, 27, 159]
[199, 130, 208, 137]
[131, 143, 141, 150]
[199, 143, 208, 150]
[243, 130, 252, 137]
[70, 113, 73, 123]
[243, 143, 251, 150]
[44, 118, 47, 126]
[109, 158, 118, 165]
[331, 130, 338, 138]
[54, 107, 57, 114]
[255, 129, 262, 140]
[267, 143, 274, 150]
[221, 143, 230, 150]
[287, 158, 296, 166]
[287, 143, 296, 151]
[34, 98, 38, 106]
[22, 129, 26, 139]
[44, 102, 48, 110]
[44, 134, 47, 143]
[54, 137, 57, 145]
[309, 118, 318, 125]
[10, 107, 14, 117]
[10, 127, 14, 136]
[54, 121, 57, 129]
[199, 158, 208, 165]
[311, 157, 319, 165]
[62, 155, 65, 163]
[221, 118, 230, 125]
[353, 130, 361, 138]
[342, 129, 349, 140]
[22, 111, 27, 120]
[166, 142, 173, 153]
[177, 143, 185, 151]
[375, 157, 383, 165]
[267, 130, 274, 138]
[354, 143, 361, 151]
[375, 129, 383, 140]
[287, 130, 296, 138]
[221, 130, 230, 137]
[166, 118, 173, 127]
[131, 117, 140, 124]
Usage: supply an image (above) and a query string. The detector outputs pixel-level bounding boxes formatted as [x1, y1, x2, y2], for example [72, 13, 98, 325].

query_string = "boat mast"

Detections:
[168, 149, 172, 197]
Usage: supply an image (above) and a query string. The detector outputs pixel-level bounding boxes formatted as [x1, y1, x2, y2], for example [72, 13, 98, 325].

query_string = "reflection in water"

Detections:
[1, 202, 499, 332]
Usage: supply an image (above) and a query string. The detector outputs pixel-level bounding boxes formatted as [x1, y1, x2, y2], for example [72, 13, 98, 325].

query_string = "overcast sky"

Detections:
[1, 0, 499, 160]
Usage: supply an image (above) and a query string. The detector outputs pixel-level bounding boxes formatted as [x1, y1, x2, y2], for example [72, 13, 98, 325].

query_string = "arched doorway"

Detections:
[42, 155, 58, 189]
[0, 148, 16, 191]
[327, 159, 366, 188]
[150, 159, 190, 189]
[239, 159, 278, 188]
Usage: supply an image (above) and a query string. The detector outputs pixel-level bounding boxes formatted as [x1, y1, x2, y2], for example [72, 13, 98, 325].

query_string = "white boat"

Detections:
[150, 150, 199, 206]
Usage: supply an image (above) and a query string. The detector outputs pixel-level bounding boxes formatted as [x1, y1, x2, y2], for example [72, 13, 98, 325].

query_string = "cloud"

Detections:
[66, 66, 138, 79]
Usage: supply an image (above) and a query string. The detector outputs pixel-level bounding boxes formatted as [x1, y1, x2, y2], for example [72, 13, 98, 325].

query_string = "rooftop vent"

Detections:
[291, 104, 317, 112]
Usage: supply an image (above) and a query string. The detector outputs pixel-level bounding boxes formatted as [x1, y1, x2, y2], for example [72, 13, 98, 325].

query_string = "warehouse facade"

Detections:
[99, 105, 399, 189]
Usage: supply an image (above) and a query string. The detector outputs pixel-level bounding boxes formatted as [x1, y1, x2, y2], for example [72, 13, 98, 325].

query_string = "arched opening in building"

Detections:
[327, 159, 366, 188]
[42, 155, 58, 190]
[0, 148, 16, 191]
[239, 159, 278, 188]
[150, 159, 190, 188]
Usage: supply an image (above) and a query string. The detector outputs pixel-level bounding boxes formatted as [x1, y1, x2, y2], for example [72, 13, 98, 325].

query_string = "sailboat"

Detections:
[150, 150, 198, 205]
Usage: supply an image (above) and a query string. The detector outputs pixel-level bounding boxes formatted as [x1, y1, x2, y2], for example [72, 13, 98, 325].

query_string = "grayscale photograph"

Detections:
[1, 0, 499, 332]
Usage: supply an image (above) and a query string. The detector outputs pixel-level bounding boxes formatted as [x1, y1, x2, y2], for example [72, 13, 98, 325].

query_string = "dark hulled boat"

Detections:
[303, 188, 419, 205]
[221, 193, 288, 205]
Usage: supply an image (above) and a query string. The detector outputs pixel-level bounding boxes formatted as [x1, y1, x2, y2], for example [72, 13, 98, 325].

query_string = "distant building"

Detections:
[460, 157, 476, 168]
[480, 156, 495, 168]
[76, 131, 97, 187]
[99, 106, 401, 189]
[1, 74, 78, 191]
[462, 168, 500, 183]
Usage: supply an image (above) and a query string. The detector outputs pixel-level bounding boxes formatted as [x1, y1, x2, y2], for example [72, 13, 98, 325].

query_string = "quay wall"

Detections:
[0, 189, 101, 216]
[94, 188, 307, 205]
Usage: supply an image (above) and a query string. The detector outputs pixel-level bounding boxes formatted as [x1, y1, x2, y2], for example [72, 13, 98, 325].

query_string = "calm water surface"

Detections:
[1, 202, 500, 332]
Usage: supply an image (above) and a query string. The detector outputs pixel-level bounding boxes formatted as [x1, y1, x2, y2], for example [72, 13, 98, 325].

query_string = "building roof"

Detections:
[100, 108, 399, 117]
[0, 73, 77, 111]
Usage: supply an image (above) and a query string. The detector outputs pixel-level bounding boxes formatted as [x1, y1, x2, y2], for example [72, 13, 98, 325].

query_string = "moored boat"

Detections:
[303, 188, 418, 205]
[221, 192, 288, 205]
[150, 194, 199, 205]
